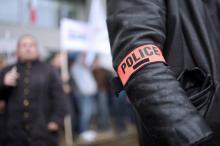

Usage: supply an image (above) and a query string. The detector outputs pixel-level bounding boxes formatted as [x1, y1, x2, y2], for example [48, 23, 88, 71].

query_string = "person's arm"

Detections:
[48, 66, 68, 130]
[0, 66, 15, 100]
[107, 0, 213, 145]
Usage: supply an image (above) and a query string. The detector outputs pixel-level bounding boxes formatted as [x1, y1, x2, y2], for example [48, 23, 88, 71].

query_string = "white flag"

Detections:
[88, 0, 111, 54]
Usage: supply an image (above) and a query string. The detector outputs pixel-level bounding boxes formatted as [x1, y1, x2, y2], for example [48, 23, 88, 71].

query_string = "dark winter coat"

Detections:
[0, 60, 67, 146]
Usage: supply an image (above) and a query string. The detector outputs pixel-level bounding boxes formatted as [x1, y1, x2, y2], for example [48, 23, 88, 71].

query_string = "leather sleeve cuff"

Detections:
[125, 63, 213, 146]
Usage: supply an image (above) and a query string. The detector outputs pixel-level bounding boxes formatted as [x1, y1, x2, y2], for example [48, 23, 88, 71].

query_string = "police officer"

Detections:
[107, 0, 220, 146]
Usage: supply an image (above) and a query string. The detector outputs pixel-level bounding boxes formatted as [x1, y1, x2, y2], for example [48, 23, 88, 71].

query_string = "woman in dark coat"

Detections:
[0, 35, 67, 146]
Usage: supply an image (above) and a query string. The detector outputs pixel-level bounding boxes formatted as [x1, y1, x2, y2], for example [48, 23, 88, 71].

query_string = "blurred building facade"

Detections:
[0, 0, 106, 58]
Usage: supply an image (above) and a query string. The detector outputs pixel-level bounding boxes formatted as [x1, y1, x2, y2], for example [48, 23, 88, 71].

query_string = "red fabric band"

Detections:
[117, 44, 166, 85]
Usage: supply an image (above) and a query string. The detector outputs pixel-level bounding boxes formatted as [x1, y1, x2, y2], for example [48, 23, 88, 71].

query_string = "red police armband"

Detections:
[117, 44, 166, 85]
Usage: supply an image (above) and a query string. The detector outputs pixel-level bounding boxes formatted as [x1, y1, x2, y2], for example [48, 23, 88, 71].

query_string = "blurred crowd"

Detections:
[0, 34, 136, 146]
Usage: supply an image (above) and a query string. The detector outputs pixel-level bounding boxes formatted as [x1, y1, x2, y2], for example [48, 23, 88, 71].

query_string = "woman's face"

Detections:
[16, 36, 39, 61]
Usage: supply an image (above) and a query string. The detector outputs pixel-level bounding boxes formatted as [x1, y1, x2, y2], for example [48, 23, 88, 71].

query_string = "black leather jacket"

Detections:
[107, 0, 220, 146]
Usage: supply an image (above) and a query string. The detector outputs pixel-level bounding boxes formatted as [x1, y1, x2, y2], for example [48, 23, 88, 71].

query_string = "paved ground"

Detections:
[75, 126, 139, 146]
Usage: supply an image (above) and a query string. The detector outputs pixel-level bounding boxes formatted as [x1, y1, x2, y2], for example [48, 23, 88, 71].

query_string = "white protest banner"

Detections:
[60, 18, 89, 51]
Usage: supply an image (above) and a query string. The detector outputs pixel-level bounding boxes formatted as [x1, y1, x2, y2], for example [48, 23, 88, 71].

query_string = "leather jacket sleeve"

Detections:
[107, 0, 213, 145]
